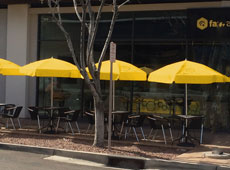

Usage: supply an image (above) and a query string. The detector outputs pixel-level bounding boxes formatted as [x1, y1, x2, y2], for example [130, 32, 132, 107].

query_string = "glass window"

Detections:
[38, 9, 230, 130]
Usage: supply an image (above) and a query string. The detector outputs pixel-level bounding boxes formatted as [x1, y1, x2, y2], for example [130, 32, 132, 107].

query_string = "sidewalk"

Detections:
[174, 132, 230, 168]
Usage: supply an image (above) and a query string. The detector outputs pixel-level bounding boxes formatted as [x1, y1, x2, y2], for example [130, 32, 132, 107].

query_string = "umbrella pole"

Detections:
[50, 77, 54, 129]
[113, 81, 115, 111]
[185, 83, 188, 141]
[185, 83, 187, 116]
[108, 60, 113, 150]
[51, 77, 54, 108]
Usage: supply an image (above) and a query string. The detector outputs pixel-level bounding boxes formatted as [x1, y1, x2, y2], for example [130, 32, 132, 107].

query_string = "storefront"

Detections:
[1, 1, 230, 130]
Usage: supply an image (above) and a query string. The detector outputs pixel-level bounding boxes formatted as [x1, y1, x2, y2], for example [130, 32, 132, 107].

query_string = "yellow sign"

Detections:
[197, 17, 208, 30]
[197, 17, 230, 30]
[132, 98, 200, 115]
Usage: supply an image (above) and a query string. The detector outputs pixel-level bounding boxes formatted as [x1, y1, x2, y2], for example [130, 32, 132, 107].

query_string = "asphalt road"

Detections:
[0, 149, 119, 170]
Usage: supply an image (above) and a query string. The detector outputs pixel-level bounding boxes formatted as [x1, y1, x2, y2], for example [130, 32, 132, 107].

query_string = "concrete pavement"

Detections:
[0, 142, 229, 169]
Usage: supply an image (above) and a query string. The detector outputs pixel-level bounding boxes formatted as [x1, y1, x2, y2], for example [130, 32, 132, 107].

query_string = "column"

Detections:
[6, 4, 29, 118]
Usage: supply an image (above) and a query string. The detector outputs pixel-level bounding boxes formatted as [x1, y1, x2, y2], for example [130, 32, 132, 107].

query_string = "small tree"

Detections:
[47, 0, 129, 147]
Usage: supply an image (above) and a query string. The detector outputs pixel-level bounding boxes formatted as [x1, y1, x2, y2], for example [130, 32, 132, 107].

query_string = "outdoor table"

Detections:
[91, 110, 130, 140]
[42, 106, 63, 133]
[173, 115, 203, 147]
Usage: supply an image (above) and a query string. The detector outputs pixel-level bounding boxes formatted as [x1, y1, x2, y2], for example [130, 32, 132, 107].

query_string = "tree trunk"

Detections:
[93, 96, 104, 147]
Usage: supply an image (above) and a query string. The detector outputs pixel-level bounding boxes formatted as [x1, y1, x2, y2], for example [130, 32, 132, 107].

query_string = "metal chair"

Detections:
[123, 114, 146, 142]
[28, 106, 49, 133]
[3, 106, 23, 129]
[84, 111, 95, 134]
[56, 108, 81, 135]
[147, 115, 173, 145]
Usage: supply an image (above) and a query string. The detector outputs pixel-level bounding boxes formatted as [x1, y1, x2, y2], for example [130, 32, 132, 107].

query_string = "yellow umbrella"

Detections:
[148, 60, 230, 84]
[20, 57, 82, 108]
[87, 60, 147, 81]
[20, 57, 81, 78]
[148, 60, 230, 116]
[0, 58, 23, 76]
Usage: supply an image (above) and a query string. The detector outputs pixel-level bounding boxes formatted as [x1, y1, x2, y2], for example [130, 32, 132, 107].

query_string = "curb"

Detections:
[0, 142, 229, 169]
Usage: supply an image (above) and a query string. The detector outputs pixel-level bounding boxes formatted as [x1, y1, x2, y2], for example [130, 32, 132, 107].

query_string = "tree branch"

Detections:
[98, 0, 118, 72]
[73, 0, 83, 22]
[47, 0, 81, 70]
[87, 0, 105, 82]
[118, 0, 130, 8]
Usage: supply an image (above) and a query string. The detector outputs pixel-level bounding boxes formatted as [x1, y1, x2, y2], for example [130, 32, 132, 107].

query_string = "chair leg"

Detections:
[148, 128, 153, 139]
[65, 122, 69, 133]
[75, 121, 80, 134]
[181, 124, 185, 142]
[161, 124, 167, 145]
[124, 127, 128, 139]
[86, 124, 91, 134]
[10, 118, 15, 129]
[17, 118, 21, 129]
[200, 124, 204, 144]
[68, 122, 74, 135]
[37, 116, 41, 133]
[56, 117, 60, 132]
[119, 122, 124, 139]
[152, 129, 158, 140]
[168, 123, 173, 142]
[140, 127, 145, 140]
[6, 118, 9, 129]
[133, 127, 139, 142]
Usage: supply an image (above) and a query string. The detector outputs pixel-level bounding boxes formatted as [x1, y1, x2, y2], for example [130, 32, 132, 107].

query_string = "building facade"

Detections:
[1, 0, 230, 131]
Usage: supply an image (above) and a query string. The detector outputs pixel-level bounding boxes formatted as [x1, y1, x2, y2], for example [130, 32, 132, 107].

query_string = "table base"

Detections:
[177, 142, 195, 147]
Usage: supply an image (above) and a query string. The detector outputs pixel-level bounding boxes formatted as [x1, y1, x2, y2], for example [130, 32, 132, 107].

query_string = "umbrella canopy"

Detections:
[20, 58, 82, 108]
[20, 58, 81, 78]
[87, 60, 147, 81]
[0, 58, 23, 76]
[148, 60, 230, 84]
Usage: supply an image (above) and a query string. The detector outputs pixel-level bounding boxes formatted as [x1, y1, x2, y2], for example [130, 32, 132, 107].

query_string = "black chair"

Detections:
[147, 115, 173, 145]
[56, 108, 81, 135]
[3, 106, 23, 129]
[84, 111, 95, 134]
[28, 106, 49, 133]
[2, 104, 16, 115]
[113, 112, 130, 139]
[123, 114, 146, 142]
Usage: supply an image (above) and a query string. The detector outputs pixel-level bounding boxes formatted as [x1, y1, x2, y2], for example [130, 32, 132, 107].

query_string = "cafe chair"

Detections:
[3, 106, 23, 129]
[187, 116, 205, 144]
[56, 109, 81, 135]
[28, 106, 49, 133]
[2, 104, 16, 115]
[123, 114, 146, 142]
[147, 115, 173, 145]
[84, 111, 95, 134]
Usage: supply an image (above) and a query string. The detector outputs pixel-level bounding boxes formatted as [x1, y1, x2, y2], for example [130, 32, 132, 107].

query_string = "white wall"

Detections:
[6, 4, 29, 118]
[0, 9, 7, 103]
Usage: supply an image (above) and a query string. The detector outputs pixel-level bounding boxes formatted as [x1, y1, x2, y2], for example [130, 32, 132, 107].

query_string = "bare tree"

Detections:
[47, 0, 129, 147]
